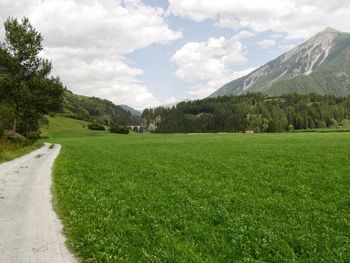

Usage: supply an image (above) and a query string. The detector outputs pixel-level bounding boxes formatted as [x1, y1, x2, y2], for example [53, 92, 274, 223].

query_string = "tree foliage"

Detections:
[142, 93, 350, 133]
[0, 17, 64, 136]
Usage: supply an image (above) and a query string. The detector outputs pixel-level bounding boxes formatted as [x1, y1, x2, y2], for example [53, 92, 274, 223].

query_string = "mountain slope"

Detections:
[119, 104, 142, 117]
[210, 28, 350, 97]
[61, 90, 141, 125]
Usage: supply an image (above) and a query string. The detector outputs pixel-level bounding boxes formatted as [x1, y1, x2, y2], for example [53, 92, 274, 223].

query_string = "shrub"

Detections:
[340, 119, 350, 128]
[110, 125, 129, 134]
[26, 131, 41, 140]
[2, 131, 31, 146]
[288, 124, 294, 132]
[88, 123, 105, 131]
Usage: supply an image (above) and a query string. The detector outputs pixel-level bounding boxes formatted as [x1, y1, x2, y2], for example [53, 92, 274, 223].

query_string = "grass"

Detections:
[45, 117, 350, 262]
[291, 127, 350, 133]
[41, 115, 91, 138]
[0, 140, 44, 163]
[0, 116, 91, 164]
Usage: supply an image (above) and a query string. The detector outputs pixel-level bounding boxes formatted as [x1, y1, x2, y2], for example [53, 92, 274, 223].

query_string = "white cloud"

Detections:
[0, 0, 182, 109]
[171, 35, 255, 98]
[168, 0, 350, 39]
[279, 44, 297, 50]
[164, 96, 179, 105]
[188, 68, 256, 98]
[257, 39, 276, 49]
[271, 33, 285, 39]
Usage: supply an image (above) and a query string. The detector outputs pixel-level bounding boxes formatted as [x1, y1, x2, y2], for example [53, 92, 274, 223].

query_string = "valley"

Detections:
[1, 5, 350, 263]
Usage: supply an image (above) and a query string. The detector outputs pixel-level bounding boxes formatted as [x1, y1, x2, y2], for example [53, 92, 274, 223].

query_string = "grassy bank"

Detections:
[0, 140, 44, 163]
[0, 116, 89, 164]
[47, 117, 350, 262]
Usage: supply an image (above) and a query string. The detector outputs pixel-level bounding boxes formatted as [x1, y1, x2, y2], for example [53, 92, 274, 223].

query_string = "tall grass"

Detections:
[0, 140, 44, 163]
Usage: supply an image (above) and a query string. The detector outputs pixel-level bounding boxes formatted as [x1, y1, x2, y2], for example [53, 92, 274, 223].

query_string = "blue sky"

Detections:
[1, 0, 348, 109]
[127, 5, 299, 105]
[127, 28, 293, 102]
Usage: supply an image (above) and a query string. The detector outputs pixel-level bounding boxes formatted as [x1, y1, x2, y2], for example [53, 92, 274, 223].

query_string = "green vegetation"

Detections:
[0, 17, 137, 161]
[109, 125, 129, 134]
[0, 140, 43, 163]
[62, 90, 141, 126]
[88, 123, 105, 131]
[0, 17, 64, 136]
[143, 93, 350, 133]
[46, 117, 350, 262]
[120, 104, 142, 117]
[0, 17, 64, 158]
[41, 116, 94, 139]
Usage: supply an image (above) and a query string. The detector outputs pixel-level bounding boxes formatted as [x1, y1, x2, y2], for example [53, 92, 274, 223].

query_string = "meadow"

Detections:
[45, 117, 350, 262]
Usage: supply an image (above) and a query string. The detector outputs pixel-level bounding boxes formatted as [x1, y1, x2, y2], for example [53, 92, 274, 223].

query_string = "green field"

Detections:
[46, 117, 350, 262]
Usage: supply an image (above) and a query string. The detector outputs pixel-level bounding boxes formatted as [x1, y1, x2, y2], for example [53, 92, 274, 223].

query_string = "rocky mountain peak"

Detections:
[210, 27, 350, 98]
[321, 27, 340, 34]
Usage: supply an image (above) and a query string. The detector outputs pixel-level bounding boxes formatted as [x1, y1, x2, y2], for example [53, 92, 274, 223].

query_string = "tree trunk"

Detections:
[12, 116, 17, 133]
[12, 105, 19, 134]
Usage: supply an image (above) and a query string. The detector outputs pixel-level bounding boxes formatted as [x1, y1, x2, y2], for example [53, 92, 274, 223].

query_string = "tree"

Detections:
[0, 17, 64, 135]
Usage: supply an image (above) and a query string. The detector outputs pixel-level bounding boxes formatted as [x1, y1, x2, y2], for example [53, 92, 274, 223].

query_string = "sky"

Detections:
[1, 0, 350, 110]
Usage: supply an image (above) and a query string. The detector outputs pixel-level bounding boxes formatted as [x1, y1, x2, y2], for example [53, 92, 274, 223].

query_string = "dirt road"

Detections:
[0, 143, 76, 263]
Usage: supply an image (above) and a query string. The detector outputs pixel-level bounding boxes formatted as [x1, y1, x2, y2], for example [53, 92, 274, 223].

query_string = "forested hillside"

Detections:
[61, 90, 141, 126]
[143, 93, 350, 133]
[120, 104, 142, 117]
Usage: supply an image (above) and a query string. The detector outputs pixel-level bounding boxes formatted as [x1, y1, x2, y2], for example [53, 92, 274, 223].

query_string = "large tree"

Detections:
[0, 17, 63, 135]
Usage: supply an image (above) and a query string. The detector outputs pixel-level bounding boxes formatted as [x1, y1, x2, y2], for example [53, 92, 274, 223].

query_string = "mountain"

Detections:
[210, 27, 350, 97]
[119, 104, 142, 117]
[61, 90, 141, 125]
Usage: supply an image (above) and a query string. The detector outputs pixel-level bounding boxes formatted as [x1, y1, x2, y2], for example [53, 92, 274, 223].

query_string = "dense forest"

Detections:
[142, 93, 350, 133]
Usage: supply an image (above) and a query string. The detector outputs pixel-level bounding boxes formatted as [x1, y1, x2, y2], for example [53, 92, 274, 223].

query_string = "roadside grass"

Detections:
[0, 115, 86, 164]
[0, 140, 44, 163]
[47, 117, 350, 262]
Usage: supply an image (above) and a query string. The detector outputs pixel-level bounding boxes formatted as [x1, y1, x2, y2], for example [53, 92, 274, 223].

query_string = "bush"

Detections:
[88, 123, 105, 131]
[2, 131, 31, 146]
[26, 131, 41, 140]
[340, 119, 350, 128]
[288, 124, 294, 132]
[110, 125, 129, 134]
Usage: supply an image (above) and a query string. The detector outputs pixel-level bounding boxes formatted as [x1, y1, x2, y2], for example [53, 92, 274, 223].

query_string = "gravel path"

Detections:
[0, 143, 76, 263]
